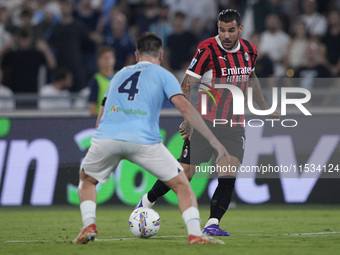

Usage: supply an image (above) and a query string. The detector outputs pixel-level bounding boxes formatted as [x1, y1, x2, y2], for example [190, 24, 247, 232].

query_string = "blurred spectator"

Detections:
[164, 12, 197, 80]
[97, 5, 124, 38]
[33, 1, 61, 40]
[321, 9, 340, 76]
[295, 41, 335, 105]
[2, 2, 59, 50]
[166, 0, 196, 26]
[49, 0, 101, 92]
[89, 46, 115, 116]
[31, 1, 61, 25]
[0, 7, 35, 57]
[299, 0, 327, 40]
[135, 0, 160, 35]
[0, 5, 11, 51]
[122, 0, 142, 26]
[38, 67, 73, 110]
[100, 0, 118, 18]
[284, 19, 309, 71]
[1, 28, 56, 95]
[74, 0, 103, 80]
[295, 41, 332, 82]
[166, 0, 217, 40]
[240, 0, 273, 40]
[295, 41, 333, 104]
[185, 0, 217, 40]
[268, 0, 290, 32]
[6, 8, 34, 37]
[260, 13, 291, 77]
[103, 12, 135, 70]
[250, 33, 275, 89]
[0, 70, 15, 111]
[149, 3, 172, 47]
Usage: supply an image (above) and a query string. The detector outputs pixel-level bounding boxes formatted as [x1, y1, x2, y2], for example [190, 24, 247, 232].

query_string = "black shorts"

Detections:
[178, 120, 245, 165]
[178, 138, 191, 165]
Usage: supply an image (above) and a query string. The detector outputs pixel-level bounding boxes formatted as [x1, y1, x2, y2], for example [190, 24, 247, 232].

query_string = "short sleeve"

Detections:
[186, 43, 211, 79]
[162, 70, 183, 100]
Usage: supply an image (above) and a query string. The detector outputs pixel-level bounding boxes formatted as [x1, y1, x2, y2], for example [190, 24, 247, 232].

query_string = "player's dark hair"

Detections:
[54, 67, 71, 82]
[136, 32, 162, 58]
[217, 9, 241, 26]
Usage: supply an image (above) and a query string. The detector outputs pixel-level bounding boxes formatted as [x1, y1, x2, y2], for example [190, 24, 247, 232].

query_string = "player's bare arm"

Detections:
[171, 94, 231, 163]
[249, 71, 280, 119]
[180, 73, 200, 100]
[179, 74, 200, 139]
[96, 105, 104, 128]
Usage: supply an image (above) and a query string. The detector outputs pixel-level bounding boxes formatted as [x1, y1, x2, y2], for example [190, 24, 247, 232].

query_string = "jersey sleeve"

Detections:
[186, 42, 211, 79]
[162, 70, 183, 100]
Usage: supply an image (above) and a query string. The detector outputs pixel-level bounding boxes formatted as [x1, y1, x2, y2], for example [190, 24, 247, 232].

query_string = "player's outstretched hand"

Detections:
[179, 121, 192, 140]
[210, 139, 231, 163]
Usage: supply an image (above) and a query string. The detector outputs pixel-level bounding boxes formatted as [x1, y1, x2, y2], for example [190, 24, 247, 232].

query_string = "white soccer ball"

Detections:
[129, 207, 161, 238]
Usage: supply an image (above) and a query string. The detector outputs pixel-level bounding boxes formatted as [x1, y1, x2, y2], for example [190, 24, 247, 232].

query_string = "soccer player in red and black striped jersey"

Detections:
[136, 10, 280, 236]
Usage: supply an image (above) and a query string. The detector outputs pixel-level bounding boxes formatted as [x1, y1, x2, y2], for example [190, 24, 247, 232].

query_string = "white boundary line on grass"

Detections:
[3, 235, 187, 243]
[284, 231, 340, 236]
[97, 235, 187, 241]
[4, 232, 340, 243]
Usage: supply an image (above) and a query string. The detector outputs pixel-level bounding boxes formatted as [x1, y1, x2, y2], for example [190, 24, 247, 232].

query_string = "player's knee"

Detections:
[165, 171, 190, 194]
[217, 156, 240, 177]
[80, 169, 99, 185]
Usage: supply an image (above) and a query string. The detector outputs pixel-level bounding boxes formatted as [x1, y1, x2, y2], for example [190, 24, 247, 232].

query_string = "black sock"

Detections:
[147, 180, 171, 203]
[209, 177, 236, 221]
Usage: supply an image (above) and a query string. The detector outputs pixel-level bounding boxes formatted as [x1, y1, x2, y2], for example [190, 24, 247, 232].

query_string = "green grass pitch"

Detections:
[1, 204, 339, 255]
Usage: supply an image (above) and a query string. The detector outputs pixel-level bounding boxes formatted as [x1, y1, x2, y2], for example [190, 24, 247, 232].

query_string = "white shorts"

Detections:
[81, 138, 183, 183]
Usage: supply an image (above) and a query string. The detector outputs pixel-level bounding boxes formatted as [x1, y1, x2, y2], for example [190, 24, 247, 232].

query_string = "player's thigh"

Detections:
[218, 129, 245, 164]
[128, 143, 183, 182]
[180, 162, 196, 180]
[213, 128, 244, 177]
[190, 130, 214, 165]
[81, 138, 122, 183]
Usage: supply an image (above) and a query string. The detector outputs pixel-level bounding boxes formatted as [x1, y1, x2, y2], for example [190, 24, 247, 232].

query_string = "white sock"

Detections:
[143, 194, 155, 208]
[182, 207, 202, 236]
[80, 200, 96, 228]
[204, 218, 219, 228]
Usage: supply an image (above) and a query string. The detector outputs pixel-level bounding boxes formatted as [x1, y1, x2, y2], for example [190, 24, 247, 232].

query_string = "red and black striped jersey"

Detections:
[186, 35, 257, 127]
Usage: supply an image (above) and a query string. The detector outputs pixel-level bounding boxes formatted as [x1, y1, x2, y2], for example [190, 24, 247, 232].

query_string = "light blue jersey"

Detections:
[93, 61, 183, 144]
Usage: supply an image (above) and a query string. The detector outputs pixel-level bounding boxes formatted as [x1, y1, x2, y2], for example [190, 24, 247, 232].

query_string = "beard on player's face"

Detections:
[222, 35, 239, 50]
[219, 32, 240, 51]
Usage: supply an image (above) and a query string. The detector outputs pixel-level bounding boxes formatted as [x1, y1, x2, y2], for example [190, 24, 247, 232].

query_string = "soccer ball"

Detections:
[129, 207, 160, 238]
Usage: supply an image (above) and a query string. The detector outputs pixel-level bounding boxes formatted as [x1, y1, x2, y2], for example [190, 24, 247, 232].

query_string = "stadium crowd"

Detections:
[0, 0, 339, 111]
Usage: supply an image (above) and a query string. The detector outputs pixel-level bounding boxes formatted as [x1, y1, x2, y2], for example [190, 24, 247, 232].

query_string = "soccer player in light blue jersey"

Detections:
[72, 33, 230, 245]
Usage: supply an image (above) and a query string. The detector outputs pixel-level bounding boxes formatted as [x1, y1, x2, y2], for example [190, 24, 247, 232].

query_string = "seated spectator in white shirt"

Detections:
[300, 0, 327, 40]
[260, 13, 291, 77]
[38, 68, 73, 110]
